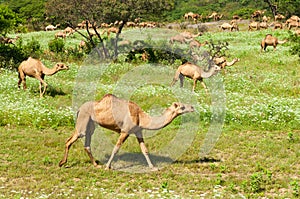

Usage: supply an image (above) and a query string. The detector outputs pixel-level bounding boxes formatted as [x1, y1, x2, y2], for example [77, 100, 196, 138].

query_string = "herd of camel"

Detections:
[13, 10, 299, 170]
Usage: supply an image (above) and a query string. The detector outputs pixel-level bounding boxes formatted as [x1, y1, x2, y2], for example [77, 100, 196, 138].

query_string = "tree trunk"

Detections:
[264, 0, 277, 18]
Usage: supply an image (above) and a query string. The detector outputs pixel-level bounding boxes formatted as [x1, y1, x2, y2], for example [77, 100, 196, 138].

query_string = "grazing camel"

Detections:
[261, 34, 287, 52]
[287, 21, 300, 30]
[55, 32, 66, 39]
[59, 94, 194, 170]
[18, 57, 69, 97]
[45, 24, 60, 31]
[180, 32, 202, 39]
[220, 22, 239, 31]
[248, 21, 260, 31]
[63, 27, 75, 35]
[170, 62, 221, 93]
[214, 57, 240, 73]
[189, 40, 208, 49]
[169, 34, 190, 44]
[274, 14, 285, 21]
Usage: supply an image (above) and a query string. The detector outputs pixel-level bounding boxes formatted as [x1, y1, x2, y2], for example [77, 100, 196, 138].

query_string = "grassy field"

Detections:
[0, 24, 299, 198]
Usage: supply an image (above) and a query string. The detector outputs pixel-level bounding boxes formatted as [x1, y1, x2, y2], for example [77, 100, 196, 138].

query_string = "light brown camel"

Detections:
[287, 21, 300, 30]
[248, 21, 260, 31]
[169, 34, 190, 44]
[189, 40, 208, 49]
[45, 24, 60, 31]
[274, 14, 285, 21]
[63, 27, 75, 35]
[18, 57, 69, 97]
[170, 62, 221, 93]
[180, 32, 202, 39]
[220, 22, 239, 31]
[213, 57, 240, 73]
[261, 34, 287, 52]
[58, 94, 194, 170]
[55, 32, 66, 39]
[259, 22, 269, 29]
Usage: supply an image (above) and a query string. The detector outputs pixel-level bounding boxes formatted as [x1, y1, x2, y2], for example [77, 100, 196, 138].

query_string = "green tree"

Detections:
[0, 5, 19, 35]
[2, 0, 46, 31]
[45, 0, 174, 59]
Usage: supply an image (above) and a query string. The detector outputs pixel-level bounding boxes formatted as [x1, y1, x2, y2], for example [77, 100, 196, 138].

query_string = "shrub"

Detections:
[48, 38, 65, 53]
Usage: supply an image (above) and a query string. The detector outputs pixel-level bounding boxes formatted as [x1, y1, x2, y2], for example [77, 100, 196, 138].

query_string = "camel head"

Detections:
[168, 102, 194, 117]
[55, 63, 69, 71]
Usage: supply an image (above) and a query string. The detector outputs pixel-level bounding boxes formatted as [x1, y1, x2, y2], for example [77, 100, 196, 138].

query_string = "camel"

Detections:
[251, 10, 265, 20]
[287, 21, 300, 30]
[0, 36, 19, 44]
[261, 34, 287, 52]
[170, 62, 221, 93]
[275, 14, 285, 21]
[289, 15, 300, 22]
[220, 23, 239, 31]
[184, 12, 194, 20]
[189, 40, 208, 49]
[63, 27, 75, 35]
[274, 22, 283, 29]
[17, 57, 69, 97]
[207, 12, 222, 21]
[262, 15, 270, 22]
[259, 22, 269, 29]
[169, 34, 191, 44]
[213, 57, 240, 73]
[45, 24, 60, 31]
[58, 94, 194, 170]
[180, 32, 202, 39]
[55, 32, 66, 39]
[248, 21, 260, 31]
[103, 27, 119, 37]
[214, 57, 240, 68]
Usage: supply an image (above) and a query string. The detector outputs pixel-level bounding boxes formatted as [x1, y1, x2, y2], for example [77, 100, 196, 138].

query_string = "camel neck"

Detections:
[141, 108, 177, 130]
[42, 66, 58, 76]
[201, 67, 216, 78]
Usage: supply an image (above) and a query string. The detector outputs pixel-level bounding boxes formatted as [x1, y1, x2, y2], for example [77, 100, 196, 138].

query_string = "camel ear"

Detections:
[172, 102, 180, 109]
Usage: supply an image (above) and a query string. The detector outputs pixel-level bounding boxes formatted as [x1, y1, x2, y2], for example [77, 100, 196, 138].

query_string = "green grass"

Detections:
[1, 24, 300, 198]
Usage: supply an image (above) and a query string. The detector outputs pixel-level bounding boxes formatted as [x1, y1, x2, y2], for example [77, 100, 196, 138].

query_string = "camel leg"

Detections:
[200, 80, 209, 94]
[192, 79, 197, 92]
[135, 131, 155, 169]
[59, 130, 80, 167]
[106, 132, 129, 170]
[36, 76, 47, 97]
[18, 71, 26, 90]
[83, 119, 98, 167]
[179, 73, 184, 88]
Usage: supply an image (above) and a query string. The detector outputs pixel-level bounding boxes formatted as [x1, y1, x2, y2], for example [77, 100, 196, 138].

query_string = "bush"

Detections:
[48, 38, 65, 53]
[289, 31, 300, 59]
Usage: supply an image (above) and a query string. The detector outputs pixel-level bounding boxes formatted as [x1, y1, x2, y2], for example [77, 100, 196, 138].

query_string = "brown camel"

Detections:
[214, 57, 240, 73]
[220, 22, 239, 31]
[248, 21, 260, 31]
[55, 32, 67, 39]
[169, 34, 190, 44]
[59, 94, 194, 170]
[180, 32, 202, 39]
[189, 40, 208, 49]
[18, 57, 69, 97]
[261, 34, 287, 52]
[45, 24, 60, 31]
[170, 62, 221, 93]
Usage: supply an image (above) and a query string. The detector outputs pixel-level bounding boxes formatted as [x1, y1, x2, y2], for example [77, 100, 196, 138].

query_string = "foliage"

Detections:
[2, 0, 46, 31]
[0, 5, 21, 35]
[289, 31, 300, 59]
[48, 38, 65, 53]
